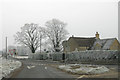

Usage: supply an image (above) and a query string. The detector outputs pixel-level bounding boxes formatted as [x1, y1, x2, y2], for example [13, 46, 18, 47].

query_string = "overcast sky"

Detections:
[0, 0, 119, 50]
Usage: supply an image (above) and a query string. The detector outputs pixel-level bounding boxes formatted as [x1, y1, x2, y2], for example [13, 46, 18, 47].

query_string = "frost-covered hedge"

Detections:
[52, 52, 62, 61]
[28, 50, 120, 63]
[51, 50, 120, 63]
[28, 53, 48, 60]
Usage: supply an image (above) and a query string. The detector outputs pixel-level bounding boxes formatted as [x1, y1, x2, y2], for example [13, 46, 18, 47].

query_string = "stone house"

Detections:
[62, 32, 120, 53]
[92, 38, 120, 50]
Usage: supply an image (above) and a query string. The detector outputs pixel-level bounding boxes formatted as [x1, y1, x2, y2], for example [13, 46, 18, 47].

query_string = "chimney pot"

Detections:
[95, 32, 100, 39]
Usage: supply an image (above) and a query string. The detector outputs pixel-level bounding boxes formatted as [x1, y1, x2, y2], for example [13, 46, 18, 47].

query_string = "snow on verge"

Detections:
[0, 57, 22, 79]
[15, 56, 28, 59]
[58, 64, 109, 75]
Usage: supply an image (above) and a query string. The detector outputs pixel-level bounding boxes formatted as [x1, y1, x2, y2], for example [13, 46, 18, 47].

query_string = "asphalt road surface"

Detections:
[13, 59, 76, 79]
[8, 59, 119, 80]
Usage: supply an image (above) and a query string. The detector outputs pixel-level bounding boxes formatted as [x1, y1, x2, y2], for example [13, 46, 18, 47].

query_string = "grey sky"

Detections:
[0, 0, 119, 50]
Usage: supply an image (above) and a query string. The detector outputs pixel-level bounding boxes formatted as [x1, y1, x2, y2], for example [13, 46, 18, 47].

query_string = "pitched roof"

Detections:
[92, 38, 116, 50]
[69, 37, 96, 48]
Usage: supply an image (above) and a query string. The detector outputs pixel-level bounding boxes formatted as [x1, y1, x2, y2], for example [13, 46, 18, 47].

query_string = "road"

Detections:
[13, 59, 77, 79]
[7, 59, 119, 80]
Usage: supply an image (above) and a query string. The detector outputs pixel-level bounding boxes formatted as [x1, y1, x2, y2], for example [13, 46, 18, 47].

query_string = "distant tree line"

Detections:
[14, 19, 69, 53]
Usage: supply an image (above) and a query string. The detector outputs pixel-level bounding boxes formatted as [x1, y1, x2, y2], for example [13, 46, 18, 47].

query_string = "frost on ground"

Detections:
[0, 57, 22, 79]
[15, 56, 28, 59]
[58, 64, 109, 75]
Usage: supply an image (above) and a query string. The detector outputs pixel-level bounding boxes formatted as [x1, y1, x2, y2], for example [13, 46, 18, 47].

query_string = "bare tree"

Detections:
[14, 23, 44, 53]
[45, 19, 69, 52]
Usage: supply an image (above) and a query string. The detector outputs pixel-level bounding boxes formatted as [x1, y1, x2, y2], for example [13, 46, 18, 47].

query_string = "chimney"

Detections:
[95, 32, 100, 39]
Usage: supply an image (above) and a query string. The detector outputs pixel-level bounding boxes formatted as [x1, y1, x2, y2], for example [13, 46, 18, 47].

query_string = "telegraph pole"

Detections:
[6, 37, 7, 59]
[40, 35, 42, 54]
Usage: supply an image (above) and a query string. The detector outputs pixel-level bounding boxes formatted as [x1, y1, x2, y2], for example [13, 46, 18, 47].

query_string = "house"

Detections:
[62, 32, 120, 53]
[92, 38, 120, 50]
